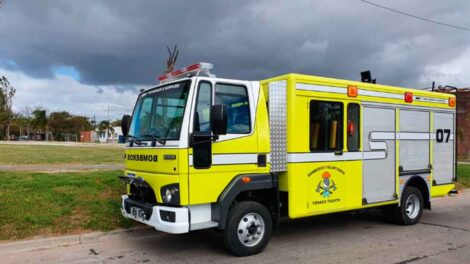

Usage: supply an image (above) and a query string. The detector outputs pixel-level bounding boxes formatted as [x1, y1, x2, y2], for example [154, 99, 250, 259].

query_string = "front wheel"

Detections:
[391, 186, 424, 225]
[223, 201, 272, 256]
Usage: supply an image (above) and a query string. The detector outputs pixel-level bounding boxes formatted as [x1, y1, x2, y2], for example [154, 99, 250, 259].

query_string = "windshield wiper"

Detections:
[126, 135, 144, 146]
[140, 134, 166, 146]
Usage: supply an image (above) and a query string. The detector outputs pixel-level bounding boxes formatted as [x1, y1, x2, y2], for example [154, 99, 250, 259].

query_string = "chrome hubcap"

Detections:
[405, 194, 420, 219]
[237, 212, 265, 247]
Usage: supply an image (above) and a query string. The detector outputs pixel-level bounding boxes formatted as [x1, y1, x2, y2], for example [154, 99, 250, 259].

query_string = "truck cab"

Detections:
[120, 63, 274, 254]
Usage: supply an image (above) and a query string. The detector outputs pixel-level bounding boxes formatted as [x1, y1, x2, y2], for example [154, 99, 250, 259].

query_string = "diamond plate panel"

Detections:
[269, 80, 287, 172]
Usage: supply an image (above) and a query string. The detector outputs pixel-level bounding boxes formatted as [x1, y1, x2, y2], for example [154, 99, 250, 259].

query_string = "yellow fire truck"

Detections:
[119, 62, 456, 256]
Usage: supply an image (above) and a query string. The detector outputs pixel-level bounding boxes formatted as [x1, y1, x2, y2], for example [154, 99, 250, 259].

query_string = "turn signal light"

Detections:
[241, 176, 251, 183]
[449, 97, 456, 107]
[404, 92, 413, 103]
[347, 85, 358, 97]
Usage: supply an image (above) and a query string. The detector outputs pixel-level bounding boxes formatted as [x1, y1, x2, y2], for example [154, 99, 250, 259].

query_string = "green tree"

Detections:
[48, 111, 72, 140]
[111, 118, 122, 127]
[48, 111, 92, 141]
[0, 76, 16, 140]
[31, 107, 48, 140]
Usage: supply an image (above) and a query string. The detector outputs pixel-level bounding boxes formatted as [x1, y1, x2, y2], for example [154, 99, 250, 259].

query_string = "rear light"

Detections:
[404, 92, 413, 103]
[347, 120, 355, 135]
[347, 85, 358, 97]
[157, 62, 214, 82]
[449, 97, 456, 107]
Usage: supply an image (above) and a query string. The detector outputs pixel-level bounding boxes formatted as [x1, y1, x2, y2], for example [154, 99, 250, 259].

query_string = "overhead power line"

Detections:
[360, 0, 470, 32]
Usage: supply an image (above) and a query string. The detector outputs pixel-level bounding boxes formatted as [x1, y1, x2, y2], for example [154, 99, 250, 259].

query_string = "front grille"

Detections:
[130, 183, 157, 204]
[119, 176, 157, 221]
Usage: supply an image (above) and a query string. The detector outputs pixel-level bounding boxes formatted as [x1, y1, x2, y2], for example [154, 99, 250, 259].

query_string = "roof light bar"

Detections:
[157, 62, 215, 83]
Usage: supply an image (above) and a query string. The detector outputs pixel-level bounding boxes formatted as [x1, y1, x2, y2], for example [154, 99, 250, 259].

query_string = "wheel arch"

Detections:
[403, 176, 430, 209]
[212, 173, 279, 229]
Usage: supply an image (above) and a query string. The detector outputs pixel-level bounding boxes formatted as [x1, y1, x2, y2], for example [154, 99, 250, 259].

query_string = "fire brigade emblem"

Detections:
[316, 171, 337, 198]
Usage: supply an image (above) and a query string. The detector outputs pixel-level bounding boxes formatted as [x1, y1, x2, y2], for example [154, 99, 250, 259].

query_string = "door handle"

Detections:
[334, 150, 343, 156]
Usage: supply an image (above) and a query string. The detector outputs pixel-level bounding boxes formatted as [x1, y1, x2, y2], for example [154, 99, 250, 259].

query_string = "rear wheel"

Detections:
[390, 186, 424, 225]
[223, 201, 272, 256]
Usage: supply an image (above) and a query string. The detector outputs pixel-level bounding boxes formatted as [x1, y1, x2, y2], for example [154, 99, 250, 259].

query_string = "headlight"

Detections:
[161, 184, 180, 205]
[164, 189, 172, 203]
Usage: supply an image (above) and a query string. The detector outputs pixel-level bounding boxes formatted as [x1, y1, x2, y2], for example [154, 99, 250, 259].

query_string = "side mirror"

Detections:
[121, 115, 131, 137]
[210, 105, 227, 136]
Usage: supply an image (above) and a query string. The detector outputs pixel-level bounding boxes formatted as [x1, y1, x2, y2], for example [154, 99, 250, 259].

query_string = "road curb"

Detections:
[0, 226, 156, 254]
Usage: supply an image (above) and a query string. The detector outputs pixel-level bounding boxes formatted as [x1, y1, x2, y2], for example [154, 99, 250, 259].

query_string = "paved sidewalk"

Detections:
[0, 227, 154, 254]
[0, 164, 124, 172]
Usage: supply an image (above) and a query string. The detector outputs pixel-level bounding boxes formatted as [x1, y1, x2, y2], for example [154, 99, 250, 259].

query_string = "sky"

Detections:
[0, 0, 470, 121]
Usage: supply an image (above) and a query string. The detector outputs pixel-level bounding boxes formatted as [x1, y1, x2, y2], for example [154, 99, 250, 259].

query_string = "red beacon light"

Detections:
[404, 92, 413, 103]
[157, 62, 215, 83]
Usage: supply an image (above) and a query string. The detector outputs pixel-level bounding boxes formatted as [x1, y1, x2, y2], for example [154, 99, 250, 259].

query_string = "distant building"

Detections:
[98, 126, 123, 143]
[80, 131, 98, 143]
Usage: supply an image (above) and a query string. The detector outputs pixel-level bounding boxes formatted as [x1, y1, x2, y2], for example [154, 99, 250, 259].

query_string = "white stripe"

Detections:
[369, 141, 387, 151]
[370, 132, 395, 140]
[189, 154, 258, 166]
[296, 83, 449, 105]
[413, 96, 447, 104]
[287, 152, 387, 162]
[359, 89, 403, 99]
[213, 154, 258, 165]
[288, 152, 361, 162]
[363, 151, 386, 160]
[296, 83, 346, 94]
[190, 151, 388, 165]
[399, 132, 430, 140]
[363, 101, 455, 113]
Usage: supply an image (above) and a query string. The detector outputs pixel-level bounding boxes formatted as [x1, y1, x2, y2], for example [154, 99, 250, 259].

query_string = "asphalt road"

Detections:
[2, 191, 469, 264]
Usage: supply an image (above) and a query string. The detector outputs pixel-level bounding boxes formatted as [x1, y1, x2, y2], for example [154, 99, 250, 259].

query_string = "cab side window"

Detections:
[347, 104, 360, 151]
[194, 82, 212, 133]
[310, 100, 343, 151]
[215, 84, 251, 134]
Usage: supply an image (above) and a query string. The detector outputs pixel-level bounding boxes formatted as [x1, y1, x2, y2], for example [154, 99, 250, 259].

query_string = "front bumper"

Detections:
[121, 195, 189, 234]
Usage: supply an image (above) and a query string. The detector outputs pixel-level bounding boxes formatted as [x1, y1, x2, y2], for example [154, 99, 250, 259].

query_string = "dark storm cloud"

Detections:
[1, 0, 470, 88]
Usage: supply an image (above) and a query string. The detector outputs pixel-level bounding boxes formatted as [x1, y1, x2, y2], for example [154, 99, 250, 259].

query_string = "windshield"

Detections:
[129, 80, 191, 141]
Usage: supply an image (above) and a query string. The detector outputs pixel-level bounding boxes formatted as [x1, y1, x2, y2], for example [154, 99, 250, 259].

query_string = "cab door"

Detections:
[189, 79, 259, 205]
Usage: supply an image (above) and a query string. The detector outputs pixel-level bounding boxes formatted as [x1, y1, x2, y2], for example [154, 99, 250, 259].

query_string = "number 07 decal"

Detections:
[436, 129, 451, 143]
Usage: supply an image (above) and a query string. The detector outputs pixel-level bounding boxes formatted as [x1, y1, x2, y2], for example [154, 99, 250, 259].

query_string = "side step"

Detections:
[190, 221, 218, 231]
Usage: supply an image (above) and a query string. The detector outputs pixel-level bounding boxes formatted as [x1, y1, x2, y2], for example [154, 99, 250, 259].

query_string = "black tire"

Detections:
[223, 201, 272, 256]
[391, 186, 424, 225]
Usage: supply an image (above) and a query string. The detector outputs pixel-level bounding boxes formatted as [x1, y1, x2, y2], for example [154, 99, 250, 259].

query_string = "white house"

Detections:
[98, 126, 123, 143]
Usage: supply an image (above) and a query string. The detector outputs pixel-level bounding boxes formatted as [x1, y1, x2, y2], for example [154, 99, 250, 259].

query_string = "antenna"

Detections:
[165, 45, 179, 74]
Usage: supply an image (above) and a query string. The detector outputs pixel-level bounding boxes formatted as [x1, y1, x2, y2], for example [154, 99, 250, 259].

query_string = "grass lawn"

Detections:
[0, 170, 136, 241]
[457, 164, 470, 188]
[0, 144, 123, 165]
